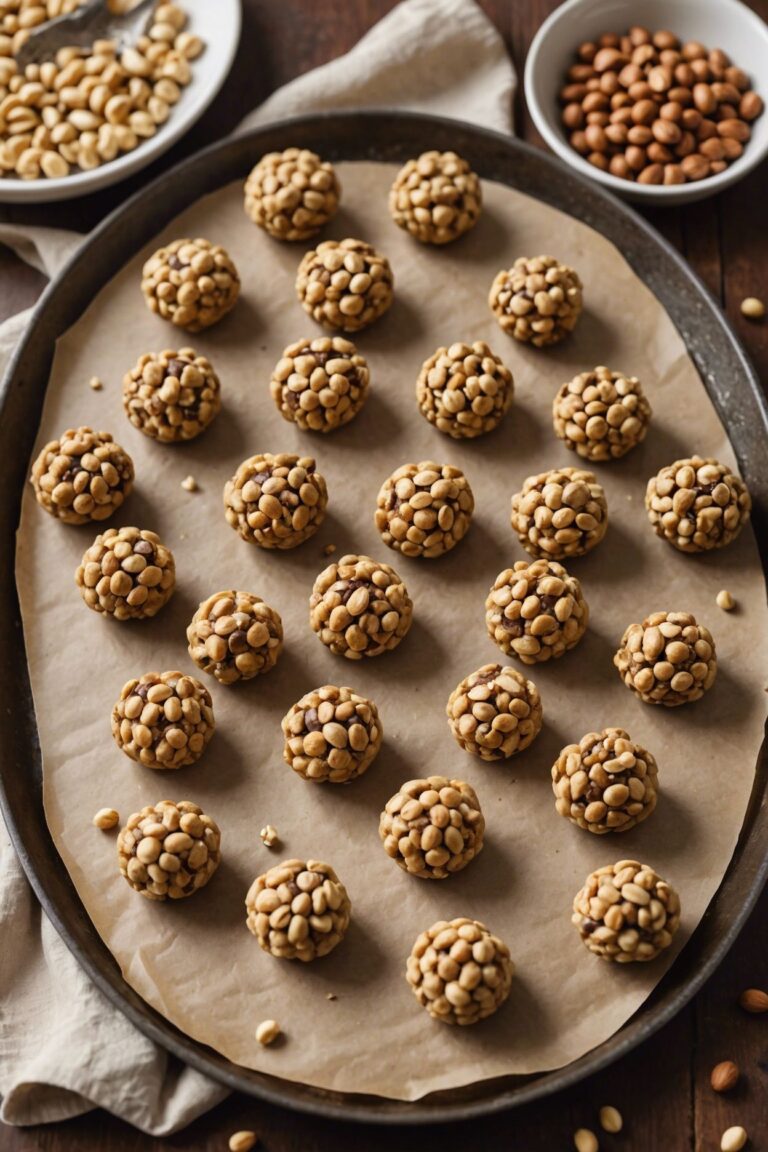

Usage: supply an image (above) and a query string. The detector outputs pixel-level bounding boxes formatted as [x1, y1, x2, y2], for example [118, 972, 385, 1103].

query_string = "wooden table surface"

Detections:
[1, 2, 766, 1149]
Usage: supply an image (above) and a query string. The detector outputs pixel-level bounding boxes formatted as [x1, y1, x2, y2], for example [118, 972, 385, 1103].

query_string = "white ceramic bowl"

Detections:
[524, 0, 768, 205]
[0, 0, 241, 203]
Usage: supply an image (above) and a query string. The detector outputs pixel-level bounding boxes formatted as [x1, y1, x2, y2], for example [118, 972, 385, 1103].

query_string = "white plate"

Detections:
[0, 0, 241, 203]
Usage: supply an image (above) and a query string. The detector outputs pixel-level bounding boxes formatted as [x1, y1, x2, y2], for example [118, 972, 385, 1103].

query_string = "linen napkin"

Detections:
[0, 0, 515, 1134]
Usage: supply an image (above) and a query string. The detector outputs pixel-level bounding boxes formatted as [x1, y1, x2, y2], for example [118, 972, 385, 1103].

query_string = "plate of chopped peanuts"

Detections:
[0, 0, 241, 201]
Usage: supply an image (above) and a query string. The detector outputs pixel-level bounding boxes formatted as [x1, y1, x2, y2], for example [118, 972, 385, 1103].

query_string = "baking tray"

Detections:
[1, 111, 767, 1124]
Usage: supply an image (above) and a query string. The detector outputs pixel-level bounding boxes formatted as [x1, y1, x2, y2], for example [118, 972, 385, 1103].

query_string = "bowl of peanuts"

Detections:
[0, 0, 241, 202]
[524, 0, 768, 203]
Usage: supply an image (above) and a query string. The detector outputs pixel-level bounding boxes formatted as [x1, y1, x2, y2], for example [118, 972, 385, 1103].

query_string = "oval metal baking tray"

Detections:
[1, 111, 766, 1124]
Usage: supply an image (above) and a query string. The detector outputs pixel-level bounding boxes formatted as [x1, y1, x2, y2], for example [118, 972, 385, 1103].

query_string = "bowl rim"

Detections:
[523, 0, 768, 201]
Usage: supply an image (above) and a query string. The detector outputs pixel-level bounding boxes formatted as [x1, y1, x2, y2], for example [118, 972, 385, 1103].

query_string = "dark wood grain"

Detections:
[1, 2, 767, 1149]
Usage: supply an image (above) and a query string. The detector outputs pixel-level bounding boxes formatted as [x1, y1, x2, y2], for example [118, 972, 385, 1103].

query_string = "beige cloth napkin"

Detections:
[0, 0, 514, 1134]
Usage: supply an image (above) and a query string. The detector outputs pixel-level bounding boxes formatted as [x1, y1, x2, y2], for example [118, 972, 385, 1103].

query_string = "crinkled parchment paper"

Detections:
[16, 163, 768, 1100]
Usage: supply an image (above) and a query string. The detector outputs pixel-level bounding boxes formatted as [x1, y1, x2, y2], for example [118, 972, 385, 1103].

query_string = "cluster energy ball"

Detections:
[406, 918, 514, 1024]
[76, 527, 175, 620]
[389, 150, 482, 244]
[141, 237, 240, 332]
[572, 860, 681, 962]
[245, 148, 340, 240]
[245, 859, 351, 961]
[645, 455, 751, 552]
[296, 238, 394, 332]
[30, 426, 134, 524]
[489, 255, 583, 346]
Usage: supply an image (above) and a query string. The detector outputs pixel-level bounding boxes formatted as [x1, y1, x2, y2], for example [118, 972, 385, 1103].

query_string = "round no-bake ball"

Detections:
[572, 859, 681, 963]
[489, 255, 583, 346]
[511, 466, 608, 559]
[447, 663, 543, 761]
[645, 455, 751, 552]
[123, 348, 221, 442]
[486, 559, 589, 664]
[296, 238, 394, 332]
[76, 526, 175, 620]
[379, 776, 485, 879]
[30, 426, 134, 525]
[187, 590, 283, 684]
[270, 336, 369, 432]
[111, 671, 215, 769]
[282, 685, 382, 784]
[406, 918, 514, 1024]
[244, 148, 340, 241]
[117, 800, 221, 901]
[309, 553, 413, 659]
[245, 858, 351, 961]
[614, 611, 717, 706]
[552, 728, 659, 834]
[553, 366, 651, 461]
[375, 461, 474, 558]
[389, 150, 482, 244]
[416, 341, 513, 439]
[141, 238, 240, 332]
[223, 452, 328, 549]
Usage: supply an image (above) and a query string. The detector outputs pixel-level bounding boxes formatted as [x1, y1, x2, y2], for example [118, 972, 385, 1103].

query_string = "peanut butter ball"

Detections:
[375, 461, 474, 558]
[123, 347, 221, 442]
[553, 366, 651, 461]
[614, 611, 717, 706]
[76, 526, 175, 619]
[380, 776, 485, 879]
[282, 685, 382, 783]
[389, 150, 482, 244]
[645, 455, 751, 552]
[416, 341, 513, 439]
[270, 335, 369, 432]
[223, 452, 328, 550]
[552, 728, 659, 834]
[30, 426, 134, 524]
[141, 238, 240, 332]
[117, 800, 221, 901]
[489, 255, 583, 347]
[406, 918, 514, 1024]
[511, 466, 608, 559]
[572, 860, 681, 962]
[447, 663, 542, 760]
[111, 671, 215, 769]
[245, 859, 351, 961]
[187, 590, 283, 684]
[244, 148, 340, 241]
[309, 553, 413, 659]
[296, 238, 394, 332]
[486, 559, 589, 664]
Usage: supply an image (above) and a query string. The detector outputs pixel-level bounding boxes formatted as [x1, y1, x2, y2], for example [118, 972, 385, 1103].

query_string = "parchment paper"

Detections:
[16, 163, 768, 1100]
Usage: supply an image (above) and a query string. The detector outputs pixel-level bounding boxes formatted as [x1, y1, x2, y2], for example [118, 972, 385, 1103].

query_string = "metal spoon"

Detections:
[14, 0, 156, 69]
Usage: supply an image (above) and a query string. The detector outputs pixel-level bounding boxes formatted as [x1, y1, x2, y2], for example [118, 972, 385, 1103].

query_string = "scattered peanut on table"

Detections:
[739, 987, 768, 1013]
[710, 1060, 740, 1092]
[228, 1132, 259, 1152]
[573, 1128, 599, 1152]
[599, 1104, 623, 1132]
[740, 296, 765, 320]
[721, 1126, 748, 1152]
